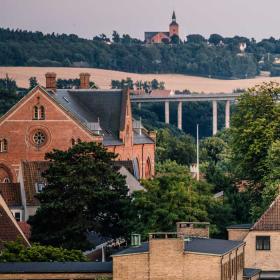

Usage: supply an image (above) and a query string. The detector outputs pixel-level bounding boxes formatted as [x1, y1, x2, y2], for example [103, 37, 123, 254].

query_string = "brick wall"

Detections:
[228, 229, 250, 241]
[244, 230, 280, 271]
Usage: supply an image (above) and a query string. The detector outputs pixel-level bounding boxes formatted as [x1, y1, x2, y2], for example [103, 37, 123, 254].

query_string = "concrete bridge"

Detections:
[130, 92, 242, 135]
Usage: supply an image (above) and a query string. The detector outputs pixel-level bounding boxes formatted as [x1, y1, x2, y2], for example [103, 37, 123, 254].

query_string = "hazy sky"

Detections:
[1, 0, 280, 41]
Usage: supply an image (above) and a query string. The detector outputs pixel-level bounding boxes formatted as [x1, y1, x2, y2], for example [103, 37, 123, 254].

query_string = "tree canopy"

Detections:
[29, 142, 131, 250]
[0, 240, 87, 262]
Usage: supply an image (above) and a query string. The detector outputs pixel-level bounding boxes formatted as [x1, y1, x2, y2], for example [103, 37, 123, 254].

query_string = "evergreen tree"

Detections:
[29, 142, 130, 250]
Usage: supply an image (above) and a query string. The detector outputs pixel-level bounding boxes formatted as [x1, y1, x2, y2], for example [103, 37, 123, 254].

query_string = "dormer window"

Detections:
[0, 139, 7, 153]
[33, 106, 45, 120]
[35, 182, 46, 193]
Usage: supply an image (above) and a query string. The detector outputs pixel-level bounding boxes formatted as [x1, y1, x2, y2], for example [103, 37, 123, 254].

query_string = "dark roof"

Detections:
[0, 262, 112, 274]
[113, 242, 149, 256]
[113, 238, 244, 257]
[51, 89, 154, 146]
[185, 238, 244, 255]
[53, 89, 125, 139]
[21, 161, 50, 206]
[227, 224, 252, 230]
[0, 183, 22, 207]
[243, 268, 261, 278]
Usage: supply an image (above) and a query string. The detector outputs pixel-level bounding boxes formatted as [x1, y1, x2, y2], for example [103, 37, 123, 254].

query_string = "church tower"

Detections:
[169, 11, 179, 38]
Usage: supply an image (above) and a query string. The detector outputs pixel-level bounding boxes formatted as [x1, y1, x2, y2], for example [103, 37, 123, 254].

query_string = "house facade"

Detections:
[228, 195, 280, 278]
[0, 72, 155, 186]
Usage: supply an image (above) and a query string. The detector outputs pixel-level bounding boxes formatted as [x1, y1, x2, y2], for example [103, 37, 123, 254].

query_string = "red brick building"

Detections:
[0, 73, 155, 185]
[145, 11, 179, 43]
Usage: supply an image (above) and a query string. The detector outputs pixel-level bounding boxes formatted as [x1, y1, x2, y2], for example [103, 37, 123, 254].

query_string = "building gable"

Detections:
[253, 195, 280, 231]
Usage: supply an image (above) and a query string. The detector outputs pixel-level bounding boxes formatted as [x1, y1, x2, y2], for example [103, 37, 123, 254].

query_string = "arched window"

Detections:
[145, 157, 152, 179]
[2, 177, 10, 183]
[40, 106, 45, 120]
[33, 106, 39, 120]
[0, 139, 7, 153]
[71, 138, 76, 146]
[77, 138, 82, 144]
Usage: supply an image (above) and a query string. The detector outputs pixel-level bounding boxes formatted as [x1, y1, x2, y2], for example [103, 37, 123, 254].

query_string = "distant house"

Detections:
[228, 195, 280, 279]
[145, 11, 179, 44]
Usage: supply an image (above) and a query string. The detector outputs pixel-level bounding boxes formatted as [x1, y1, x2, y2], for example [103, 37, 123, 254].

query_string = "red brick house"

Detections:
[0, 72, 155, 187]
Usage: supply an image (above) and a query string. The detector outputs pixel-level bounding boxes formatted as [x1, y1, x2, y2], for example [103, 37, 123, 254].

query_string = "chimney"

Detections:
[45, 72, 57, 92]
[177, 222, 210, 238]
[79, 73, 91, 89]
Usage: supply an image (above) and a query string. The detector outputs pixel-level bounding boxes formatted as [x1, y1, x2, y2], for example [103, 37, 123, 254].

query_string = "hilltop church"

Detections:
[145, 11, 179, 43]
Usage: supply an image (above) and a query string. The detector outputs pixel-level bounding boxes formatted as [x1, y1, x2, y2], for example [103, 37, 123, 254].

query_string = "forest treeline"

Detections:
[2, 28, 280, 78]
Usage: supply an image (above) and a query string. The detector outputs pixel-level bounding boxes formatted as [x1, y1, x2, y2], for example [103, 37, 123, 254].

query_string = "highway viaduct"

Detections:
[130, 92, 242, 135]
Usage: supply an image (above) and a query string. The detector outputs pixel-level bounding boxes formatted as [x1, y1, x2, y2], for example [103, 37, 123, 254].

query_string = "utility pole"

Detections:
[196, 124, 200, 181]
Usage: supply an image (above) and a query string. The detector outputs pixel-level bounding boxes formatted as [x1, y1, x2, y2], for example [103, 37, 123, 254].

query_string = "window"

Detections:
[256, 236, 270, 250]
[40, 106, 45, 120]
[2, 177, 10, 183]
[33, 130, 47, 147]
[77, 138, 81, 144]
[35, 182, 45, 193]
[33, 106, 39, 119]
[11, 211, 22, 222]
[33, 106, 45, 120]
[0, 139, 7, 152]
[71, 138, 76, 146]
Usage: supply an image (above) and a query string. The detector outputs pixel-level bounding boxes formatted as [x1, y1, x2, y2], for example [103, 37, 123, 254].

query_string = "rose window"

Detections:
[33, 130, 46, 146]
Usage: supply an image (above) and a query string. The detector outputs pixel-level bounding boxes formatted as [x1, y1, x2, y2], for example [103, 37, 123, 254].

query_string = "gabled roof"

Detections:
[21, 160, 50, 207]
[253, 195, 280, 231]
[0, 183, 22, 207]
[145, 32, 170, 41]
[0, 194, 30, 248]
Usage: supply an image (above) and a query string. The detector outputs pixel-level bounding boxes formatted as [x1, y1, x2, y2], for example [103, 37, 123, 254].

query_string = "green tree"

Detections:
[29, 142, 130, 250]
[230, 82, 280, 183]
[128, 161, 211, 237]
[0, 240, 87, 262]
[29, 76, 38, 90]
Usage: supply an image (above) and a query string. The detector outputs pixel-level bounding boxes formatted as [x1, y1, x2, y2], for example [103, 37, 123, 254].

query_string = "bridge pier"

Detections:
[165, 101, 170, 124]
[177, 101, 182, 130]
[225, 100, 230, 129]
[212, 100, 218, 135]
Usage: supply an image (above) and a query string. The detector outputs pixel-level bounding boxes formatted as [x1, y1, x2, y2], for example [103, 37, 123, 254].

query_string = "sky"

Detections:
[1, 0, 280, 41]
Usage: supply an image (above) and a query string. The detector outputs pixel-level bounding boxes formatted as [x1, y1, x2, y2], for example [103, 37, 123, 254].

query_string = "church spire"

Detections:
[172, 11, 176, 23]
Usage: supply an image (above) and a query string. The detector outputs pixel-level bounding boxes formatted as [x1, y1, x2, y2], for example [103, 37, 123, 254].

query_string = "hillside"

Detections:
[0, 28, 275, 79]
[1, 66, 280, 93]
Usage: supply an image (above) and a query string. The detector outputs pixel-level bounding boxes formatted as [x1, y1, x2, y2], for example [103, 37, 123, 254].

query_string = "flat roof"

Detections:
[227, 224, 252, 230]
[113, 238, 244, 257]
[0, 262, 112, 274]
[243, 268, 261, 278]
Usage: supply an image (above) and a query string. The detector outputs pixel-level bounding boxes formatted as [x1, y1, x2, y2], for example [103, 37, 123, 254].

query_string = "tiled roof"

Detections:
[0, 183, 22, 207]
[227, 224, 253, 230]
[17, 222, 31, 240]
[21, 161, 50, 206]
[113, 238, 244, 257]
[0, 262, 112, 273]
[0, 194, 30, 248]
[253, 195, 280, 231]
[145, 32, 170, 40]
